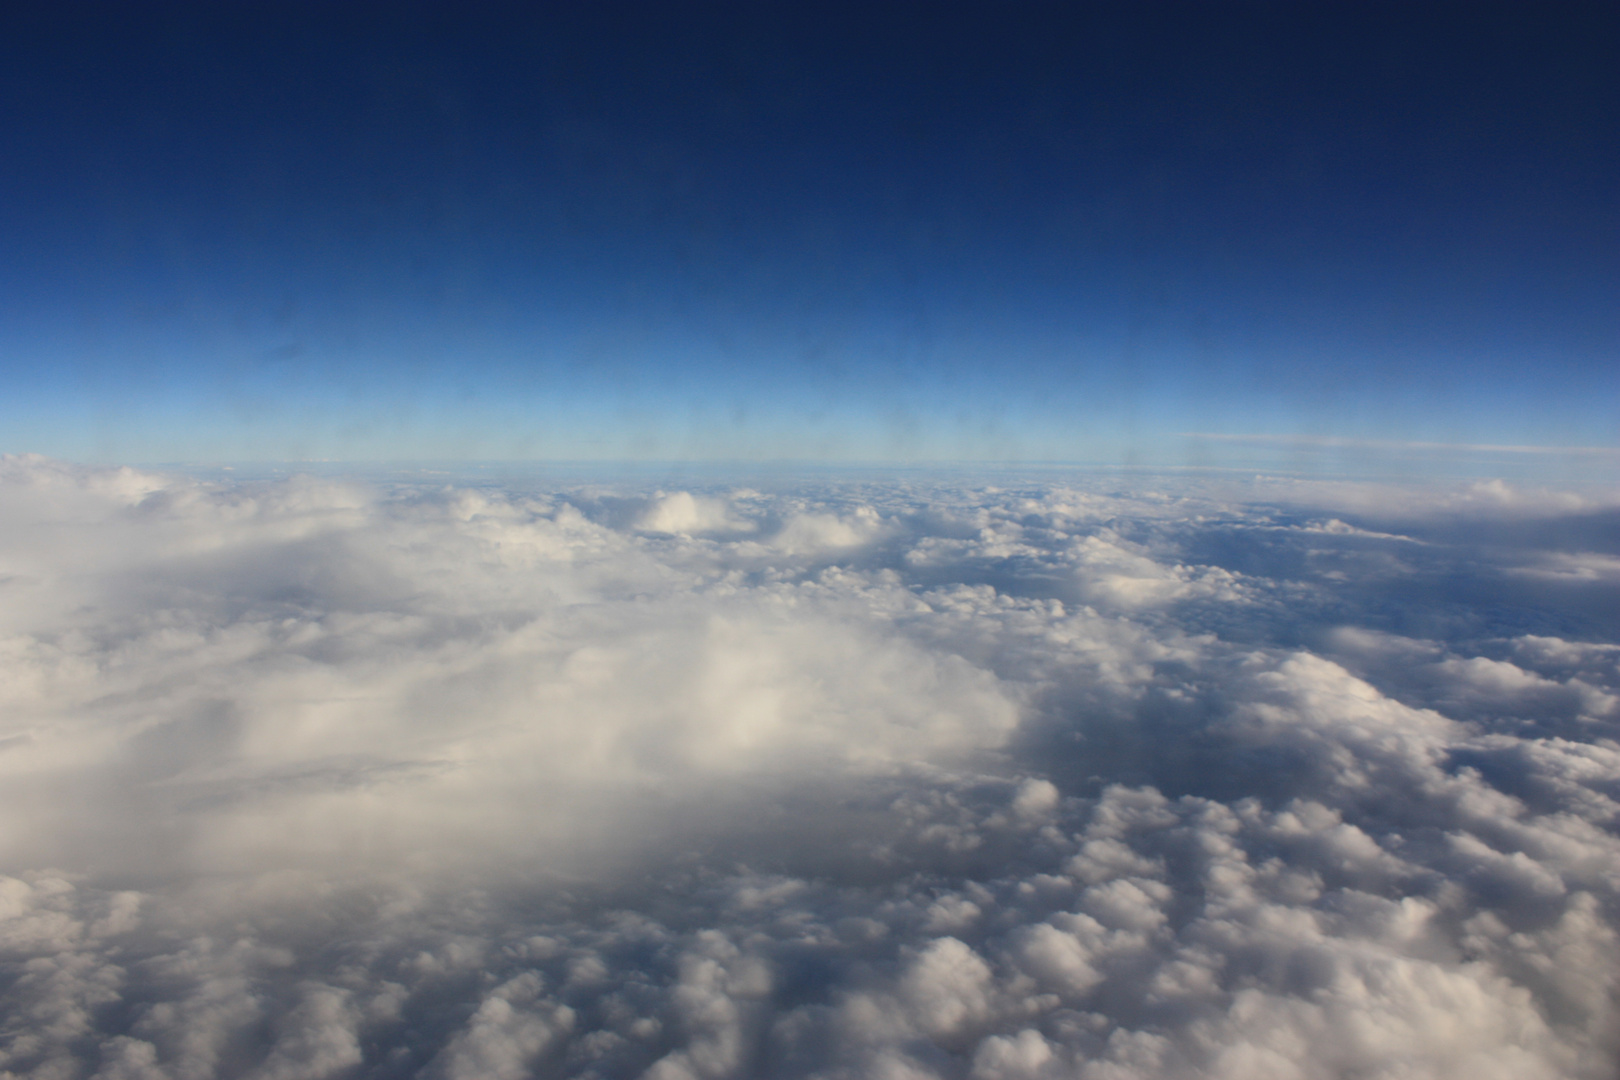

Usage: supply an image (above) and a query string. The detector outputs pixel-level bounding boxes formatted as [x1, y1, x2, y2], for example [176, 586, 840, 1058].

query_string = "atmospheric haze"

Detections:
[2, 454, 1618, 1079]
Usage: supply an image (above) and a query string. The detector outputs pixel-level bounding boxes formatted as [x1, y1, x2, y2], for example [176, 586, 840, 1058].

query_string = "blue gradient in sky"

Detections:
[1, 2, 1616, 469]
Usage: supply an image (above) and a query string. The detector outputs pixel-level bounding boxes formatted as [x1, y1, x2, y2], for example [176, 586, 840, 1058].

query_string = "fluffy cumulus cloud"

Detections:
[1, 453, 1618, 1078]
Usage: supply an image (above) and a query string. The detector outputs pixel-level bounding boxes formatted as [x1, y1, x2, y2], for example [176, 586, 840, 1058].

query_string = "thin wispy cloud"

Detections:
[1182, 433, 1620, 456]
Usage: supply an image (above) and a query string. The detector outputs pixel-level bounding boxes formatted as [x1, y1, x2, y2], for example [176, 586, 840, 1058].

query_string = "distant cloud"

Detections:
[0, 455, 1617, 1078]
[1181, 432, 1620, 456]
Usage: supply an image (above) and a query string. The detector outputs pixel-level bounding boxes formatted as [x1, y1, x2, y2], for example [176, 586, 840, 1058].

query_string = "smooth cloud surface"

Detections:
[1, 455, 1617, 1079]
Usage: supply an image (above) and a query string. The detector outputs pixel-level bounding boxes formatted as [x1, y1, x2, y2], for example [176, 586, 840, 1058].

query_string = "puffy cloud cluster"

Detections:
[0, 454, 1617, 1078]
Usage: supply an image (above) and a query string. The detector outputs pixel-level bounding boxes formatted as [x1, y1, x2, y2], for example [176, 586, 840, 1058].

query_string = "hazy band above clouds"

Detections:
[1, 454, 1617, 1079]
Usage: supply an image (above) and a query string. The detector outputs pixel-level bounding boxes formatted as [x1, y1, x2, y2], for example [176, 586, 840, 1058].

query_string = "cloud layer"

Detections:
[1, 455, 1617, 1078]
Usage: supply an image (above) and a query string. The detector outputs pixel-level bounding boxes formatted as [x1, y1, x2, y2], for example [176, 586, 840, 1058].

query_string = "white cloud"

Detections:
[636, 491, 755, 536]
[1509, 551, 1620, 584]
[0, 456, 1617, 1078]
[1068, 531, 1248, 609]
[769, 505, 888, 555]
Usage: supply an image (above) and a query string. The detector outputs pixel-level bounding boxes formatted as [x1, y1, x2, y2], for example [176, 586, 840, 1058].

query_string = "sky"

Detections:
[1, 2, 1617, 468]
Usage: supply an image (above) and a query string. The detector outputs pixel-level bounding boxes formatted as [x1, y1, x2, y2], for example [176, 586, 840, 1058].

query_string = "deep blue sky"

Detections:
[2, 2, 1617, 467]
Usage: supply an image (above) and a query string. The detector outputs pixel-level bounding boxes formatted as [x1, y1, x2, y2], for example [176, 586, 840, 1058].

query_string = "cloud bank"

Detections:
[1, 454, 1617, 1078]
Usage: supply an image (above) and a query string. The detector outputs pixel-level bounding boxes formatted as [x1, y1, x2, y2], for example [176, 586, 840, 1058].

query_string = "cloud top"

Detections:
[0, 456, 1616, 1078]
